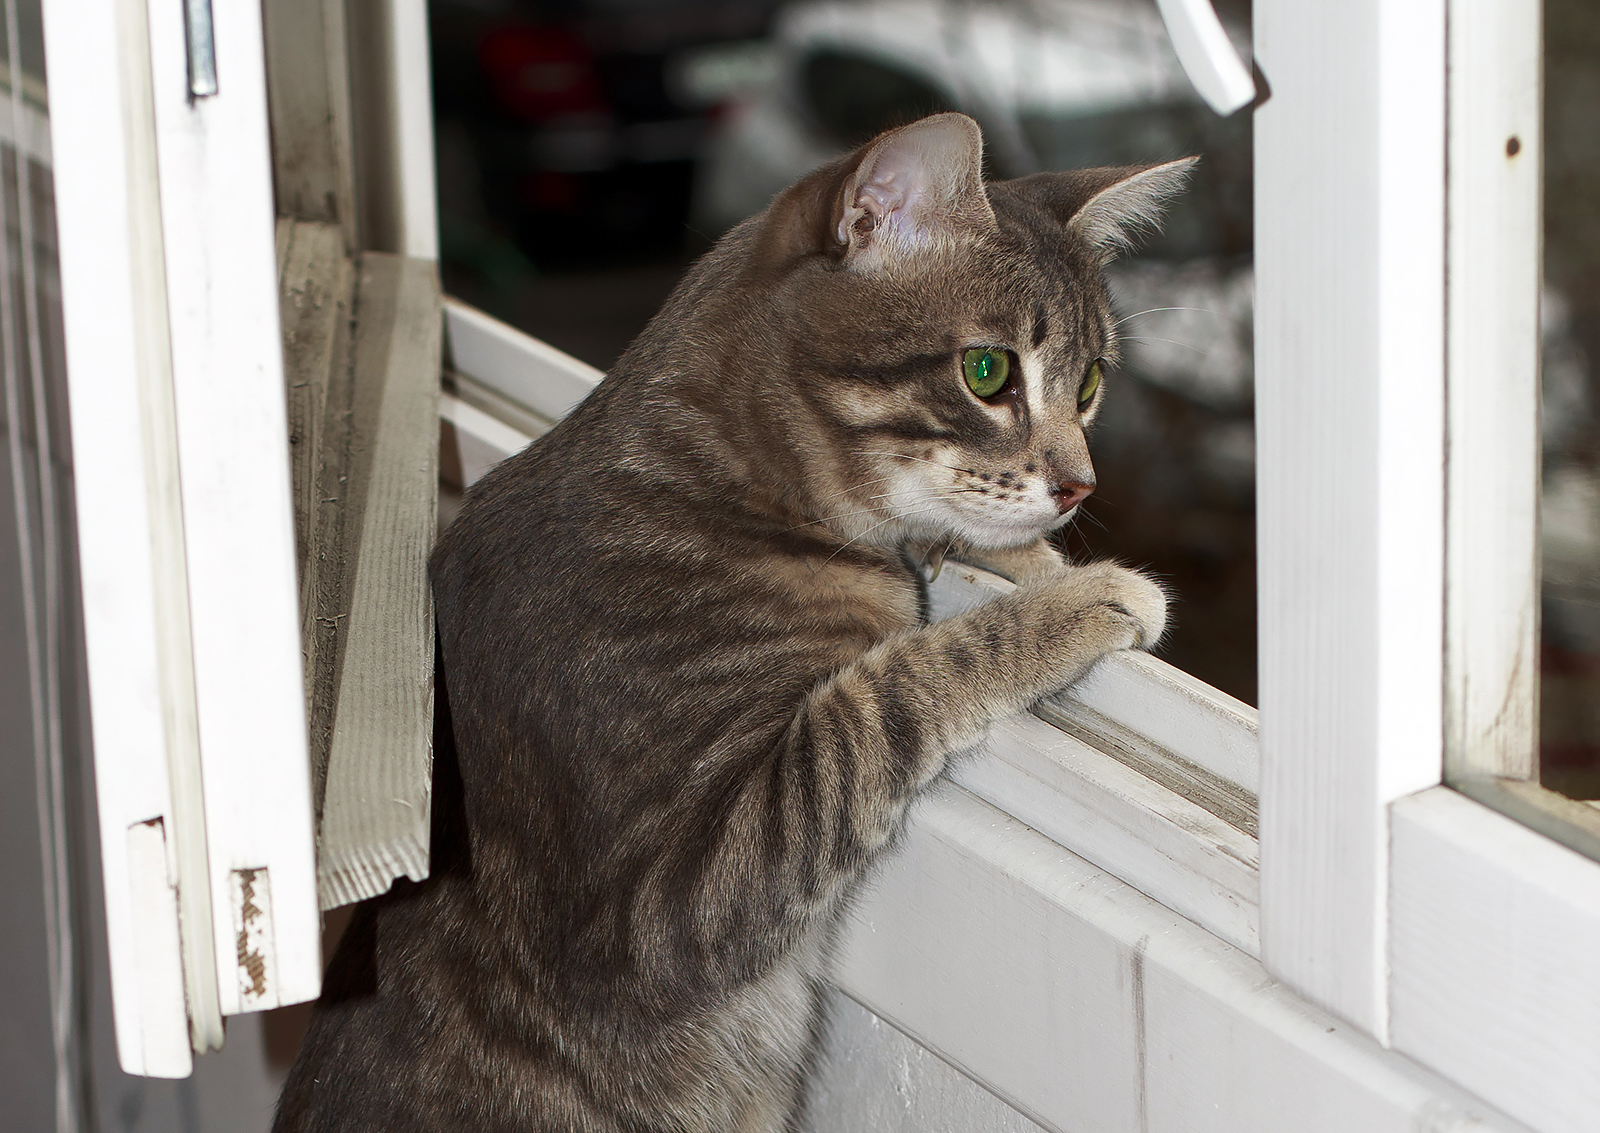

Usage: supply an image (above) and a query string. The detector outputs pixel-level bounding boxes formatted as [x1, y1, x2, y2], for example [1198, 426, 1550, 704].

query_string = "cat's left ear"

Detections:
[1002, 158, 1198, 261]
[834, 112, 997, 272]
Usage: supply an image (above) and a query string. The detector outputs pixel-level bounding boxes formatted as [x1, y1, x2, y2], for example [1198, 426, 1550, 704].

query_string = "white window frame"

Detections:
[1385, 4, 1600, 1132]
[440, 300, 1523, 1129]
[46, 0, 321, 1077]
[1257, 3, 1600, 1132]
[48, 0, 1596, 1120]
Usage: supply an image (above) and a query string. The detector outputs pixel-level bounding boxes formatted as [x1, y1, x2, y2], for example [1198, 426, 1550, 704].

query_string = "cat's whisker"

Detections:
[1119, 334, 1206, 356]
[822, 505, 947, 566]
[1077, 505, 1111, 534]
[812, 472, 914, 508]
[1113, 305, 1214, 327]
[849, 450, 975, 476]
[865, 487, 983, 504]
[775, 505, 893, 536]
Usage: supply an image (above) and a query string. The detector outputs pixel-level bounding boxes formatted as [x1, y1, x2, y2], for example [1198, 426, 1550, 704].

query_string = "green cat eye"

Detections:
[1078, 361, 1103, 409]
[963, 348, 1010, 398]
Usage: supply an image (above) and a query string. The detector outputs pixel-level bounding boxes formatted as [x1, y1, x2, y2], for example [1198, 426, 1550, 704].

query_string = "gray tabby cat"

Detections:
[275, 112, 1190, 1133]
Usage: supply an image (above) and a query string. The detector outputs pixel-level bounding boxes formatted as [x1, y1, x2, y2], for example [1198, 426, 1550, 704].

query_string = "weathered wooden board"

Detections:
[276, 227, 439, 911]
[315, 253, 440, 909]
[276, 220, 352, 714]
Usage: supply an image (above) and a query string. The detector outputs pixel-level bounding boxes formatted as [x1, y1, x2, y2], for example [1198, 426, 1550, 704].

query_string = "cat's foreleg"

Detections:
[781, 561, 1165, 861]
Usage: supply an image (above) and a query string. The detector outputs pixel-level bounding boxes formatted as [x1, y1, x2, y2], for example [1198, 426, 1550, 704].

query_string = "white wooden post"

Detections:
[142, 0, 321, 1016]
[1254, 0, 1446, 1040]
[1441, 0, 1542, 782]
[42, 0, 219, 1075]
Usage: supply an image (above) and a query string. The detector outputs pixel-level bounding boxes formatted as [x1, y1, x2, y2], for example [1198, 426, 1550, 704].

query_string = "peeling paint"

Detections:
[230, 867, 277, 1010]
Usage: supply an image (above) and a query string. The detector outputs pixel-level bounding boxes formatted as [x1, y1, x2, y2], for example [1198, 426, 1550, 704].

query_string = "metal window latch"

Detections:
[184, 0, 217, 98]
[1154, 0, 1256, 116]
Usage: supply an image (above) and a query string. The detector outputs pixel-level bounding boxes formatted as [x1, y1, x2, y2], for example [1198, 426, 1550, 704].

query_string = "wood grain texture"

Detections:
[276, 220, 353, 714]
[1390, 787, 1600, 1133]
[316, 252, 440, 909]
[1254, 0, 1446, 1039]
[835, 786, 1530, 1133]
[1443, 0, 1541, 781]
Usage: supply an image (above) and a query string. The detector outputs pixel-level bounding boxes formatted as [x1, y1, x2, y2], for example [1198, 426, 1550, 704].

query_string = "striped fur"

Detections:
[275, 114, 1188, 1133]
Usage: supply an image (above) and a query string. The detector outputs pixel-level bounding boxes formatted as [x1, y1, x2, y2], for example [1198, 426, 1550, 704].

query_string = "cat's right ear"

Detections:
[762, 113, 996, 272]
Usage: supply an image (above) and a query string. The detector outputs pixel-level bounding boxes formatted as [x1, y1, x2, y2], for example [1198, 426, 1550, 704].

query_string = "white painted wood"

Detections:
[143, 0, 320, 1016]
[1070, 652, 1259, 794]
[439, 391, 536, 486]
[346, 0, 438, 259]
[954, 713, 1259, 955]
[42, 0, 223, 1070]
[1254, 0, 1446, 1039]
[835, 786, 1530, 1133]
[317, 253, 440, 909]
[809, 992, 1048, 1133]
[1442, 0, 1541, 781]
[1390, 787, 1600, 1133]
[443, 297, 602, 420]
[125, 820, 192, 1079]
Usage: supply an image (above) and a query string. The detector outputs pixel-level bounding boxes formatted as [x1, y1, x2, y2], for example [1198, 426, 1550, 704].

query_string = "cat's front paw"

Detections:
[1036, 561, 1168, 655]
[1093, 564, 1167, 651]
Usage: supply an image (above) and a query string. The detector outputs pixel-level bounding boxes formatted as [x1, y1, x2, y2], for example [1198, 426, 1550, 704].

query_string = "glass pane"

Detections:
[433, 0, 1257, 703]
[1541, 0, 1600, 801]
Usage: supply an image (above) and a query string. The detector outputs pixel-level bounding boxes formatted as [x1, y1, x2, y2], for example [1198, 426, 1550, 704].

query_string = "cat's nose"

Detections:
[1049, 479, 1095, 513]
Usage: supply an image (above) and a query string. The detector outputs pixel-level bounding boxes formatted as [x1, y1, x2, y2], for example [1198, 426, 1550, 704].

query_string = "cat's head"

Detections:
[746, 112, 1193, 553]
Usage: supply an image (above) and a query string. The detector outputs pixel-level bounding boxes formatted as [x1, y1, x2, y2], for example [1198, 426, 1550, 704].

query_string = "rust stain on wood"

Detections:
[235, 867, 269, 999]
